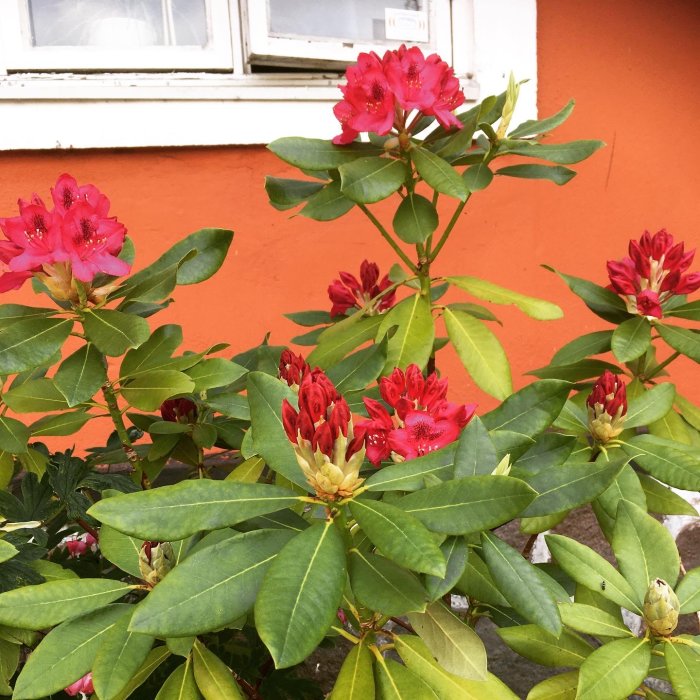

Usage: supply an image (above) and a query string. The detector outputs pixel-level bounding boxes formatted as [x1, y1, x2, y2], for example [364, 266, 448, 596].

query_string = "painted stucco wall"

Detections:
[0, 0, 698, 450]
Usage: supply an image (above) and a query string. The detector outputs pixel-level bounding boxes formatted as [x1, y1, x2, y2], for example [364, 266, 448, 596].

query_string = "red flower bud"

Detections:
[160, 398, 197, 423]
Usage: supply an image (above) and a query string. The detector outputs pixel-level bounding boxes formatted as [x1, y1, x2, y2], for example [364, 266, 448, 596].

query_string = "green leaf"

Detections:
[300, 179, 356, 220]
[93, 612, 154, 700]
[444, 307, 512, 399]
[0, 304, 58, 325]
[339, 156, 406, 203]
[119, 324, 190, 379]
[524, 671, 579, 700]
[185, 358, 247, 391]
[349, 550, 427, 617]
[130, 530, 293, 637]
[349, 499, 445, 577]
[508, 99, 575, 138]
[0, 415, 28, 454]
[666, 299, 700, 321]
[329, 642, 374, 700]
[13, 605, 130, 699]
[0, 540, 17, 566]
[117, 262, 178, 305]
[481, 532, 562, 635]
[0, 578, 133, 630]
[412, 147, 468, 200]
[576, 637, 650, 700]
[377, 294, 435, 373]
[456, 550, 509, 606]
[639, 473, 697, 516]
[397, 476, 536, 534]
[54, 344, 107, 407]
[156, 658, 200, 700]
[308, 314, 384, 368]
[82, 309, 150, 357]
[3, 377, 68, 413]
[364, 444, 457, 492]
[558, 602, 634, 639]
[268, 137, 382, 170]
[265, 176, 324, 210]
[374, 656, 439, 699]
[495, 164, 576, 185]
[454, 416, 499, 477]
[392, 193, 439, 244]
[29, 409, 92, 437]
[111, 647, 171, 700]
[121, 370, 195, 411]
[284, 310, 333, 327]
[89, 481, 299, 540]
[408, 601, 487, 680]
[611, 500, 680, 602]
[611, 316, 651, 362]
[424, 536, 468, 601]
[496, 624, 592, 667]
[499, 139, 605, 164]
[657, 324, 700, 362]
[0, 317, 72, 375]
[545, 534, 641, 613]
[446, 275, 563, 320]
[664, 641, 700, 700]
[623, 434, 700, 490]
[193, 640, 244, 699]
[99, 525, 143, 578]
[255, 520, 346, 668]
[247, 371, 306, 488]
[551, 330, 614, 365]
[326, 340, 387, 393]
[462, 162, 494, 192]
[527, 359, 620, 382]
[676, 568, 700, 613]
[520, 456, 628, 517]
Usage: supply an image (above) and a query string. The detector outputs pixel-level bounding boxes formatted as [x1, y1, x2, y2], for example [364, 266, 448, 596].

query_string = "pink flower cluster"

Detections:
[355, 364, 476, 466]
[65, 672, 94, 697]
[607, 229, 700, 318]
[62, 532, 98, 558]
[0, 173, 129, 292]
[328, 259, 396, 318]
[333, 45, 465, 145]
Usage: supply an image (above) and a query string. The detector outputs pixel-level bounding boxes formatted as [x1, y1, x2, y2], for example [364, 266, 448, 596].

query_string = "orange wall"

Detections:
[0, 0, 698, 451]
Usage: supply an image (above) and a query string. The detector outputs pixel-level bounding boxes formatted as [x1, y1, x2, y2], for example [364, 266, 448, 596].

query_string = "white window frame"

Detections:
[0, 0, 537, 151]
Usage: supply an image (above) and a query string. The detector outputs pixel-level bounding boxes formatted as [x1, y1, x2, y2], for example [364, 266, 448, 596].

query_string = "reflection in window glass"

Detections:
[27, 0, 209, 48]
[269, 0, 425, 43]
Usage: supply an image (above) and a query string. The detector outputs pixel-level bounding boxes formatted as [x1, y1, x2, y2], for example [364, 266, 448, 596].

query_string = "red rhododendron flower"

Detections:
[332, 45, 465, 144]
[65, 672, 94, 697]
[607, 229, 700, 318]
[356, 364, 476, 467]
[328, 259, 396, 317]
[0, 241, 33, 292]
[586, 370, 627, 444]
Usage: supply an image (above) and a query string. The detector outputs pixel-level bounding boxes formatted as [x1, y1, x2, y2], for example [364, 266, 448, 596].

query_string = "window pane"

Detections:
[27, 0, 209, 48]
[268, 0, 427, 43]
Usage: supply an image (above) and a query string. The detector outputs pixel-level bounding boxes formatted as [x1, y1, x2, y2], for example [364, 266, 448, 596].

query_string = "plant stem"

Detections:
[644, 351, 681, 382]
[389, 617, 415, 634]
[77, 518, 99, 541]
[101, 382, 150, 489]
[357, 203, 418, 273]
[429, 193, 471, 263]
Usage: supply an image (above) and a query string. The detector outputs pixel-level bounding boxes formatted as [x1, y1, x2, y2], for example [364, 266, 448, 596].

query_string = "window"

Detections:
[0, 0, 537, 150]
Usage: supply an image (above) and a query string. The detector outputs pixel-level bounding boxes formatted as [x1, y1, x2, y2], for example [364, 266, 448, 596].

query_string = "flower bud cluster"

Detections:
[278, 349, 311, 391]
[138, 540, 175, 587]
[355, 364, 476, 466]
[586, 370, 627, 444]
[0, 174, 129, 300]
[282, 370, 365, 500]
[327, 259, 396, 318]
[607, 229, 700, 318]
[333, 45, 465, 145]
[160, 398, 198, 424]
[643, 578, 679, 636]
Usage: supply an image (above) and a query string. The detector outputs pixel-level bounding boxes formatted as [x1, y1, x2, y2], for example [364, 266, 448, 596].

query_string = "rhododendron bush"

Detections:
[0, 45, 697, 700]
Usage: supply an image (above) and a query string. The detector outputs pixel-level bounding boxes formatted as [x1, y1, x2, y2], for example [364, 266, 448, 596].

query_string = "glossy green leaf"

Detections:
[664, 641, 700, 700]
[611, 316, 651, 362]
[0, 304, 58, 325]
[265, 176, 324, 210]
[657, 323, 700, 362]
[447, 275, 562, 321]
[623, 434, 700, 490]
[454, 416, 499, 477]
[412, 146, 467, 200]
[111, 646, 171, 700]
[481, 532, 562, 635]
[308, 314, 384, 368]
[592, 461, 647, 539]
[496, 624, 592, 667]
[93, 612, 154, 700]
[612, 500, 680, 601]
[545, 534, 641, 613]
[0, 578, 132, 630]
[397, 475, 535, 534]
[499, 139, 605, 164]
[339, 156, 406, 203]
[54, 343, 107, 407]
[364, 444, 457, 491]
[29, 409, 91, 437]
[392, 193, 438, 243]
[185, 358, 247, 391]
[13, 605, 130, 699]
[558, 602, 633, 638]
[639, 473, 697, 516]
[82, 309, 149, 357]
[225, 455, 265, 483]
[121, 370, 195, 411]
[193, 640, 243, 699]
[284, 309, 332, 327]
[526, 671, 579, 700]
[408, 601, 486, 680]
[495, 163, 576, 185]
[131, 529, 293, 636]
[462, 162, 494, 192]
[326, 340, 387, 393]
[268, 137, 382, 170]
[156, 658, 200, 700]
[99, 524, 143, 578]
[576, 637, 650, 700]
[349, 499, 445, 577]
[508, 100, 575, 138]
[329, 641, 374, 700]
[119, 324, 188, 378]
[374, 656, 439, 699]
[89, 480, 299, 540]
[456, 550, 509, 606]
[377, 294, 434, 373]
[3, 377, 68, 413]
[0, 415, 29, 454]
[527, 358, 620, 383]
[551, 330, 613, 365]
[0, 317, 72, 374]
[676, 568, 700, 613]
[444, 307, 512, 399]
[247, 371, 307, 487]
[349, 550, 427, 616]
[255, 521, 346, 668]
[424, 536, 468, 601]
[666, 299, 700, 321]
[300, 179, 356, 220]
[118, 262, 178, 305]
